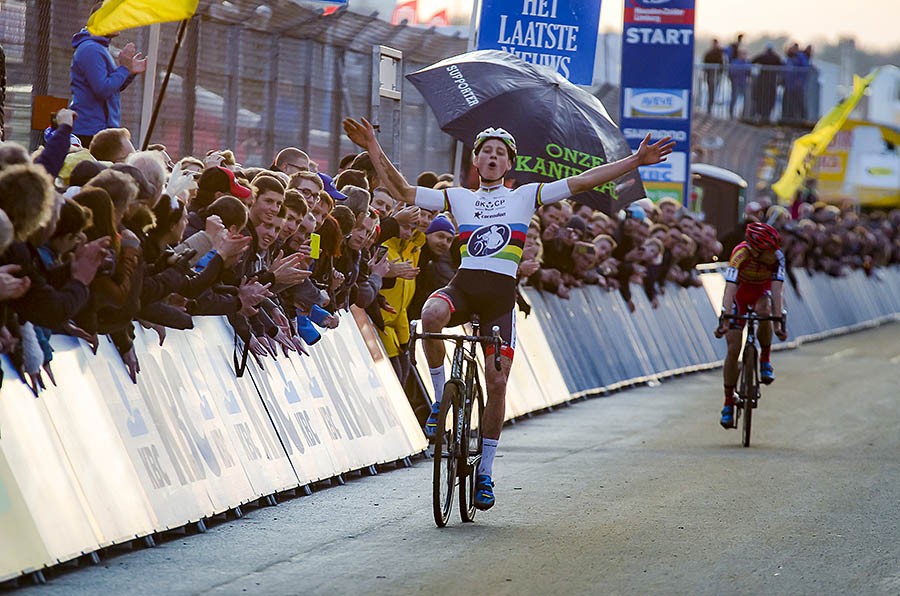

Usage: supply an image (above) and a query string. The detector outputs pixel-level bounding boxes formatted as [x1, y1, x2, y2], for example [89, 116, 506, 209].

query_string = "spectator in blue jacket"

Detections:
[69, 26, 146, 146]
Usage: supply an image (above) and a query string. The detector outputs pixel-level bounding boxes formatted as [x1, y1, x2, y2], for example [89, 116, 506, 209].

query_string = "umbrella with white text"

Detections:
[406, 50, 646, 214]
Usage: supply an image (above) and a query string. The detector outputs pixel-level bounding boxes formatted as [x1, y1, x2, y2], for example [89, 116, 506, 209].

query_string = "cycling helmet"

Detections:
[745, 221, 780, 251]
[473, 127, 517, 159]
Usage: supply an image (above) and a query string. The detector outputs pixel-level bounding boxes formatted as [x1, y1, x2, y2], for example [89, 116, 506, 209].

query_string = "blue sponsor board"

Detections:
[477, 0, 602, 85]
[620, 0, 695, 203]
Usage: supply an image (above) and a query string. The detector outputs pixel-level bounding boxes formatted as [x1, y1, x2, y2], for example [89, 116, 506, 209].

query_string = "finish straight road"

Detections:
[18, 323, 900, 596]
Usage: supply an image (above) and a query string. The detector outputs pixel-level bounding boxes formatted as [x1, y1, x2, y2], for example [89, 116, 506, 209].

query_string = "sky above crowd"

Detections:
[428, 0, 900, 51]
[598, 0, 900, 51]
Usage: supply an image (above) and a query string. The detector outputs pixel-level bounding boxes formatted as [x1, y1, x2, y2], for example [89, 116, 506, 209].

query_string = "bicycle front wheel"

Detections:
[433, 381, 460, 527]
[459, 381, 485, 523]
[740, 345, 757, 448]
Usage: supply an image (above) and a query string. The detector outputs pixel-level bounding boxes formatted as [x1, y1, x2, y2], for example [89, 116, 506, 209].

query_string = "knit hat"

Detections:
[426, 214, 456, 235]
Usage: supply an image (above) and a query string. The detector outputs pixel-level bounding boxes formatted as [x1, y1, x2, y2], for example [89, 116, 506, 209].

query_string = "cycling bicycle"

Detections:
[410, 318, 501, 527]
[721, 308, 786, 447]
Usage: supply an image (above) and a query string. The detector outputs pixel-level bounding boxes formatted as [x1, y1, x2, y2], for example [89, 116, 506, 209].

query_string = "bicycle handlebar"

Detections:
[408, 323, 503, 370]
[721, 313, 784, 323]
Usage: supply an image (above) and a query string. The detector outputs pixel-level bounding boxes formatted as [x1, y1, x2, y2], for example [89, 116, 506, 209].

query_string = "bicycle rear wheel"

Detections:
[740, 345, 758, 448]
[459, 381, 485, 523]
[433, 381, 460, 527]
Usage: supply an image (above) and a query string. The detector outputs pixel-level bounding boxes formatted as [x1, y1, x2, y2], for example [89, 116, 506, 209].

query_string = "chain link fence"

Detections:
[0, 0, 468, 178]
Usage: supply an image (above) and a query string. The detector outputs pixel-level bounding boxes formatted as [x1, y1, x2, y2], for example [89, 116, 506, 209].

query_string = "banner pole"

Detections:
[139, 23, 160, 148]
[141, 19, 189, 151]
[453, 0, 481, 188]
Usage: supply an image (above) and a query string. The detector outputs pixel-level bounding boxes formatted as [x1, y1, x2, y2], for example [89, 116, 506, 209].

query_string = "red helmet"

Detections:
[746, 222, 780, 251]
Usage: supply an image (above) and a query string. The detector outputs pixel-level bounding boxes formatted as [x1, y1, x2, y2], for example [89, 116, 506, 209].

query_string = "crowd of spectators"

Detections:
[1, 112, 898, 409]
[750, 196, 900, 281]
[702, 34, 816, 123]
[522, 191, 900, 313]
[521, 196, 718, 313]
[0, 16, 896, 408]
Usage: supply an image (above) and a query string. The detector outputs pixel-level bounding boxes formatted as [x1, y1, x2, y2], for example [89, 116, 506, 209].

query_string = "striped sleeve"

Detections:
[414, 186, 448, 212]
[534, 178, 573, 208]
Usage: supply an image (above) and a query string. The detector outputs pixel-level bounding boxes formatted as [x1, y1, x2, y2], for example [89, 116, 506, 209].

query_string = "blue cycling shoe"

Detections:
[760, 362, 775, 385]
[424, 401, 441, 439]
[474, 474, 495, 511]
[720, 405, 735, 429]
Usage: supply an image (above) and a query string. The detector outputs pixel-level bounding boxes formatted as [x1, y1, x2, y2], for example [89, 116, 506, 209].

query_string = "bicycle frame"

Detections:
[723, 308, 783, 447]
[410, 319, 501, 467]
[409, 319, 501, 526]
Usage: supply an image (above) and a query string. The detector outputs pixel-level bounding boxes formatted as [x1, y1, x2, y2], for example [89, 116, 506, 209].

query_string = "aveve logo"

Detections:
[633, 91, 684, 115]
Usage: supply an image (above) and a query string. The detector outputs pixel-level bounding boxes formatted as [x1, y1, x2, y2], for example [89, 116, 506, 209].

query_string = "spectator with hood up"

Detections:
[69, 7, 147, 146]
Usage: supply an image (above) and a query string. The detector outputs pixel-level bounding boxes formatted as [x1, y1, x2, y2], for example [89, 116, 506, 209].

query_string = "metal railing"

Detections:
[0, 0, 468, 178]
[694, 63, 821, 126]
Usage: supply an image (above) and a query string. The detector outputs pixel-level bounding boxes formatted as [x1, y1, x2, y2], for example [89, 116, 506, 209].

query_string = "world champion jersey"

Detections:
[724, 241, 786, 285]
[415, 179, 572, 278]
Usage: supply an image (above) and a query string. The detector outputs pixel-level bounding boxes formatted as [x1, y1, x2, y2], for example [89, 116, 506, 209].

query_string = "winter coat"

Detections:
[69, 29, 135, 136]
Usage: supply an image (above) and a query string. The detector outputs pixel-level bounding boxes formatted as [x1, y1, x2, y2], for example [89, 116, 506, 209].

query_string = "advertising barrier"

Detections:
[2, 268, 896, 582]
[526, 267, 899, 397]
[0, 311, 425, 582]
[410, 307, 572, 421]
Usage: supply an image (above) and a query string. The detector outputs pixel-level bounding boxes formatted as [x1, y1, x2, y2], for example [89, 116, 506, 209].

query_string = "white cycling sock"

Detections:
[478, 438, 499, 477]
[429, 365, 446, 404]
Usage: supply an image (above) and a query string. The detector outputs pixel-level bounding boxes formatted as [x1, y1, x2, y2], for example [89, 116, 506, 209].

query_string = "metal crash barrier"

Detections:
[2, 267, 897, 582]
[0, 310, 425, 583]
[524, 266, 900, 397]
[409, 309, 574, 421]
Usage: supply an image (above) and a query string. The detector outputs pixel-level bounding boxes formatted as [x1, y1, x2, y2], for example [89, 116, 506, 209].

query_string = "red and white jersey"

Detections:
[725, 241, 785, 286]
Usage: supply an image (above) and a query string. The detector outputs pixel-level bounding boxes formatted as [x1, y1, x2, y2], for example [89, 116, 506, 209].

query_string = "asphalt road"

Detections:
[14, 323, 900, 596]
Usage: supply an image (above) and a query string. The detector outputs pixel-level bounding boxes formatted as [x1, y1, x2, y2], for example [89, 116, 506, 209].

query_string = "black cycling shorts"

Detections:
[429, 269, 517, 360]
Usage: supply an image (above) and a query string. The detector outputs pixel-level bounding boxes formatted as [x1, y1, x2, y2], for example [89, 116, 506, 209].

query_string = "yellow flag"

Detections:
[87, 0, 199, 36]
[772, 70, 878, 203]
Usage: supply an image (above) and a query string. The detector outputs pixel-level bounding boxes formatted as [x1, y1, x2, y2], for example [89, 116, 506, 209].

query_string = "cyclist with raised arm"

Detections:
[715, 222, 788, 429]
[344, 117, 673, 511]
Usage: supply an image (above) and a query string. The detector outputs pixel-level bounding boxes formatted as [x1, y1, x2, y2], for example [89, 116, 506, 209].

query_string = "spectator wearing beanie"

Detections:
[409, 214, 459, 321]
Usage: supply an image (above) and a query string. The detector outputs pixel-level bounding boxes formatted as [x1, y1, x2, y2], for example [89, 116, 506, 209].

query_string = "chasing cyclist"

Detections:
[715, 222, 788, 429]
[344, 116, 673, 511]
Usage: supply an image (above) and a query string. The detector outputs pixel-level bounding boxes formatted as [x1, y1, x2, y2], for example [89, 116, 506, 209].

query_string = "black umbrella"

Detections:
[406, 50, 646, 214]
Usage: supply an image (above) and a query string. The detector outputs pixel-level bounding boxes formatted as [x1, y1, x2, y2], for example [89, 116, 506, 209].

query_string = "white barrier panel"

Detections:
[411, 308, 570, 422]
[123, 323, 282, 522]
[183, 318, 299, 501]
[512, 307, 571, 410]
[244, 309, 426, 484]
[352, 308, 430, 452]
[33, 336, 158, 545]
[0, 311, 428, 582]
[0, 450, 54, 582]
[0, 363, 102, 579]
